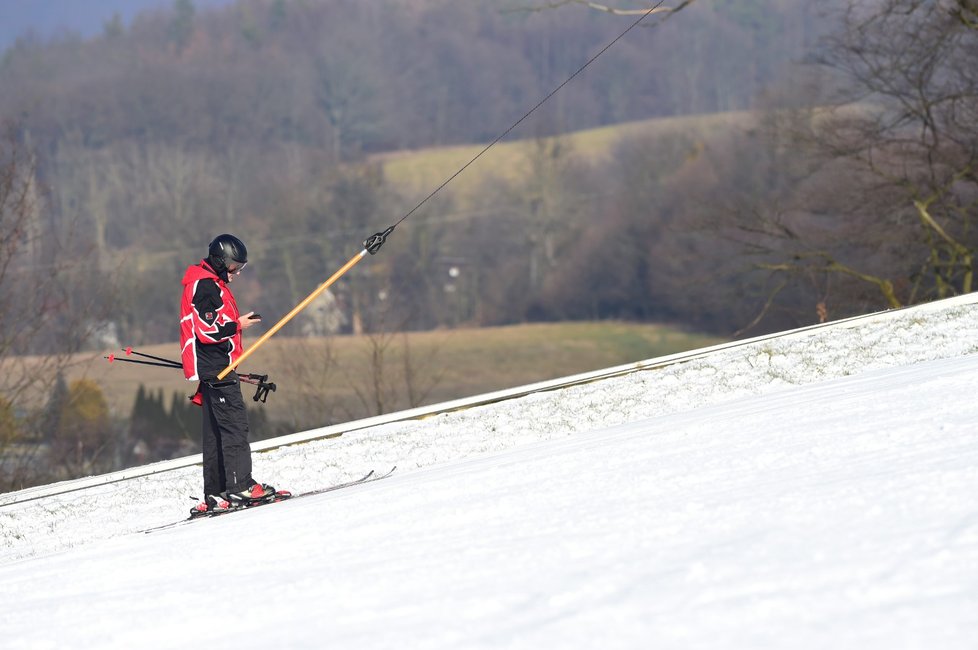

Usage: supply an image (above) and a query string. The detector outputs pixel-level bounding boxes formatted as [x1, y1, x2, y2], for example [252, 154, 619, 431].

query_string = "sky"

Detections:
[1, 295, 977, 648]
[0, 0, 235, 54]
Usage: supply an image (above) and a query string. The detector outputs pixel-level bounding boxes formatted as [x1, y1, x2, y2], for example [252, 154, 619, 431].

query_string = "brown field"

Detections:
[372, 111, 756, 209]
[34, 321, 723, 432]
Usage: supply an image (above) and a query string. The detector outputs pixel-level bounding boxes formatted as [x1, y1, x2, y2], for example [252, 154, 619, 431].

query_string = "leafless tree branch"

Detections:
[508, 0, 696, 19]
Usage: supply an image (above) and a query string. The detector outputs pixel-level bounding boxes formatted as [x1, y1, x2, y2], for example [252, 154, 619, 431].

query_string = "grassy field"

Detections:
[64, 321, 723, 432]
[372, 111, 755, 207]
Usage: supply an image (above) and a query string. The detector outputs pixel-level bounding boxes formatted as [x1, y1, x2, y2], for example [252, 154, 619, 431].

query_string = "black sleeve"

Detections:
[192, 279, 239, 341]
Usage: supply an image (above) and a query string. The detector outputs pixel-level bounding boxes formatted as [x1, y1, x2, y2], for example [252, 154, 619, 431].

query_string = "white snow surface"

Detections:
[2, 301, 978, 649]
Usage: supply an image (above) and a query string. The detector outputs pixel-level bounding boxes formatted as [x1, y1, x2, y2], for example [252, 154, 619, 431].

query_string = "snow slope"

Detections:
[2, 300, 978, 648]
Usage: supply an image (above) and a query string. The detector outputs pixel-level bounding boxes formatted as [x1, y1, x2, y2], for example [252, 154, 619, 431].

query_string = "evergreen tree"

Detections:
[129, 385, 149, 441]
[169, 391, 199, 445]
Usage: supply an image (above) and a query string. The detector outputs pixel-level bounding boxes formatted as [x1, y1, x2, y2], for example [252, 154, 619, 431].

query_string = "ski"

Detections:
[142, 467, 396, 534]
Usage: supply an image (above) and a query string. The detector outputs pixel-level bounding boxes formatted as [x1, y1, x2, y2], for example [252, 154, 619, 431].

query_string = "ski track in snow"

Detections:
[0, 303, 977, 648]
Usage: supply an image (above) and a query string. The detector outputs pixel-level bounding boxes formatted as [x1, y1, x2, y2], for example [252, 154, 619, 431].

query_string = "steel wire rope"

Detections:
[389, 0, 668, 231]
[218, 0, 687, 378]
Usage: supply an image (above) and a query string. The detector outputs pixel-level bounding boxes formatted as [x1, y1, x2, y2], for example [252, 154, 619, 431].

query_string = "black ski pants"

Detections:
[200, 374, 253, 496]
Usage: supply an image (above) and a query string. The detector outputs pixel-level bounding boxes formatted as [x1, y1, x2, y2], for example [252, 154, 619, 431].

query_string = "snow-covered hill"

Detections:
[2, 298, 978, 648]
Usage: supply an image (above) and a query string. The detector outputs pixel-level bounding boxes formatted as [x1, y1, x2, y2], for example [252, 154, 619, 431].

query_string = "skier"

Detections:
[180, 233, 278, 515]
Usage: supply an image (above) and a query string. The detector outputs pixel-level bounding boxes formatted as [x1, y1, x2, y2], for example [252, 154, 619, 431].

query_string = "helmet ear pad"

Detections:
[207, 253, 228, 275]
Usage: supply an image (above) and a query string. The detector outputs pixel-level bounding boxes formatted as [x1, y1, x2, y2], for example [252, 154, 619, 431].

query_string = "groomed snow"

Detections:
[2, 300, 978, 648]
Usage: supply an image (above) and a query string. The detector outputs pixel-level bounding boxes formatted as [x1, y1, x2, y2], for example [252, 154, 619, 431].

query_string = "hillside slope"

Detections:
[1, 297, 978, 648]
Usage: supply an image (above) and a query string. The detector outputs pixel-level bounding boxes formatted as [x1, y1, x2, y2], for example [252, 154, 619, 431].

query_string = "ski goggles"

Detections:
[227, 261, 247, 275]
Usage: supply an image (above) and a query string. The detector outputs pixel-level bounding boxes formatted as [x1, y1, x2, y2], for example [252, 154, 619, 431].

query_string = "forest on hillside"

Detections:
[0, 0, 826, 348]
[1, 0, 977, 488]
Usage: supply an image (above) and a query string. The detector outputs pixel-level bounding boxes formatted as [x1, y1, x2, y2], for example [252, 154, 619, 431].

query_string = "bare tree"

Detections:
[818, 1, 978, 299]
[343, 300, 444, 418]
[950, 0, 978, 29]
[0, 124, 98, 491]
[0, 127, 61, 389]
[285, 337, 344, 431]
[719, 1, 978, 324]
[512, 0, 697, 18]
[521, 136, 582, 292]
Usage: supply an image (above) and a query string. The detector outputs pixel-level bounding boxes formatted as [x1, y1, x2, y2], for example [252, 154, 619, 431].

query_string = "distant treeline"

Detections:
[6, 0, 972, 353]
[0, 0, 834, 351]
[1, 0, 821, 153]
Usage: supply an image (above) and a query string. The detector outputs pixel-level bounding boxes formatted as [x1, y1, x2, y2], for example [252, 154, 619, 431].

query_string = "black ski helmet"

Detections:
[207, 233, 248, 274]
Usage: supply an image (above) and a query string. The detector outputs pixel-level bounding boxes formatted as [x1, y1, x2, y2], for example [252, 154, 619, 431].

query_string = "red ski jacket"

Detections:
[180, 260, 242, 383]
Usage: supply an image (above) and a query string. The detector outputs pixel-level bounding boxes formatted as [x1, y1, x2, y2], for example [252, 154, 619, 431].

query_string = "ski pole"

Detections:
[106, 347, 182, 369]
[105, 354, 181, 369]
[216, 226, 395, 380]
[120, 347, 182, 367]
[108, 348, 279, 403]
